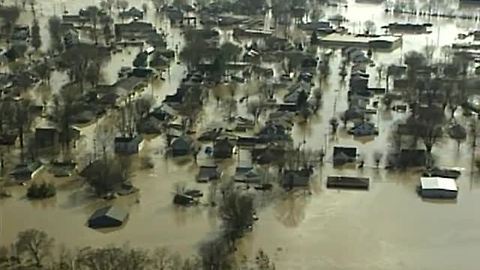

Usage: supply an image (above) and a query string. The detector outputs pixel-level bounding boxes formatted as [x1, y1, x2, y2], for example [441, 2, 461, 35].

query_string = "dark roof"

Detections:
[115, 135, 143, 144]
[197, 165, 220, 182]
[10, 162, 42, 177]
[327, 176, 369, 190]
[214, 138, 234, 150]
[89, 206, 128, 223]
[171, 136, 193, 151]
[333, 146, 357, 158]
[79, 160, 103, 178]
[173, 194, 195, 205]
[282, 169, 311, 188]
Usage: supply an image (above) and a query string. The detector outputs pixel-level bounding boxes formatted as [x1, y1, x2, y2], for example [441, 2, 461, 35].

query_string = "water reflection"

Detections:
[274, 192, 309, 228]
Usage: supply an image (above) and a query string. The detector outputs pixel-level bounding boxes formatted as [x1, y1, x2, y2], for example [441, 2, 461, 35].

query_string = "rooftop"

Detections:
[420, 177, 458, 191]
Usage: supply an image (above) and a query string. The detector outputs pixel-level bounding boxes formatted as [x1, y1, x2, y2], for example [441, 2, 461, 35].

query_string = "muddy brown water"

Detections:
[2, 0, 480, 269]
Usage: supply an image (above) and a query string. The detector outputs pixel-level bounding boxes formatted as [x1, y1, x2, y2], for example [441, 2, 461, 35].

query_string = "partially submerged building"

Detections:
[213, 138, 234, 159]
[171, 136, 193, 157]
[88, 206, 129, 229]
[114, 135, 144, 154]
[10, 161, 43, 181]
[196, 165, 222, 183]
[333, 146, 357, 166]
[327, 176, 369, 190]
[419, 177, 458, 199]
[282, 168, 312, 189]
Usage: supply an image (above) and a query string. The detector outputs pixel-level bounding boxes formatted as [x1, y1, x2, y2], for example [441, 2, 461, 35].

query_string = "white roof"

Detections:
[320, 33, 401, 44]
[421, 177, 458, 191]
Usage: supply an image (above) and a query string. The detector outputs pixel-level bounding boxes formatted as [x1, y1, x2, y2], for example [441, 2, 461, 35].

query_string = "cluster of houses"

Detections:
[342, 47, 380, 137]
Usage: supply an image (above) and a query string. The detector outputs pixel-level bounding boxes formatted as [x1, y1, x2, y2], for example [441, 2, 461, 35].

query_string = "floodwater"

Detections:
[2, 0, 480, 269]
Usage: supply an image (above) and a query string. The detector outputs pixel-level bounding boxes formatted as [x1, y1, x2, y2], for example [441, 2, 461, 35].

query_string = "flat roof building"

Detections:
[419, 177, 458, 199]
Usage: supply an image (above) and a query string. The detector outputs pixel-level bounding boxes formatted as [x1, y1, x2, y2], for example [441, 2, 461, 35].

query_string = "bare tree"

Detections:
[100, 15, 113, 44]
[198, 237, 233, 270]
[76, 245, 150, 270]
[86, 6, 100, 44]
[48, 16, 63, 52]
[219, 181, 255, 248]
[151, 247, 174, 269]
[247, 100, 265, 123]
[364, 20, 376, 34]
[329, 117, 339, 134]
[61, 43, 108, 92]
[309, 7, 324, 22]
[14, 98, 32, 150]
[254, 249, 276, 270]
[404, 50, 427, 100]
[402, 106, 444, 166]
[118, 0, 129, 22]
[373, 151, 383, 168]
[86, 63, 102, 88]
[222, 97, 237, 121]
[134, 97, 154, 119]
[16, 229, 54, 267]
[152, 0, 165, 12]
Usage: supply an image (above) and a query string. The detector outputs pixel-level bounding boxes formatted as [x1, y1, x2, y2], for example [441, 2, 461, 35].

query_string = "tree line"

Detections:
[0, 229, 276, 270]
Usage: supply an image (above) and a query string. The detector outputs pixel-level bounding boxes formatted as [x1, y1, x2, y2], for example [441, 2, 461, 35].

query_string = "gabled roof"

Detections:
[89, 206, 128, 222]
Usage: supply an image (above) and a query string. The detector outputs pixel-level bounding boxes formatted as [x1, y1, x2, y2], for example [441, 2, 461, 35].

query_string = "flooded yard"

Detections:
[2, 0, 480, 269]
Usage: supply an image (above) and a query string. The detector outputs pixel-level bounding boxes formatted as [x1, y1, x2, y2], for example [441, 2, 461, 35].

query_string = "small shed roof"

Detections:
[420, 177, 457, 191]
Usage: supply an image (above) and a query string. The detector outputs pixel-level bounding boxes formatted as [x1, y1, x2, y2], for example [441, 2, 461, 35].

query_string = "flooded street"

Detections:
[2, 0, 480, 269]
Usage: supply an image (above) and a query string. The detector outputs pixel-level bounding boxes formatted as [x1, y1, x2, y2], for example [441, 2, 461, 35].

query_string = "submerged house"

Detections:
[198, 128, 223, 141]
[51, 160, 77, 177]
[35, 127, 59, 148]
[419, 177, 458, 199]
[63, 29, 80, 48]
[234, 117, 255, 131]
[327, 176, 370, 190]
[35, 126, 81, 148]
[196, 165, 222, 183]
[448, 123, 467, 140]
[253, 144, 286, 164]
[333, 146, 357, 166]
[173, 193, 197, 206]
[282, 169, 312, 189]
[10, 161, 43, 181]
[390, 149, 427, 168]
[88, 206, 129, 229]
[12, 25, 30, 41]
[348, 122, 378, 136]
[171, 136, 193, 157]
[120, 7, 144, 19]
[114, 135, 144, 154]
[257, 123, 291, 142]
[233, 166, 261, 184]
[137, 115, 163, 134]
[0, 133, 17, 146]
[213, 138, 234, 159]
[114, 21, 157, 41]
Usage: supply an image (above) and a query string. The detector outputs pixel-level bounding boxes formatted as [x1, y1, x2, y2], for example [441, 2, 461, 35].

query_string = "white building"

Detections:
[420, 177, 458, 199]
